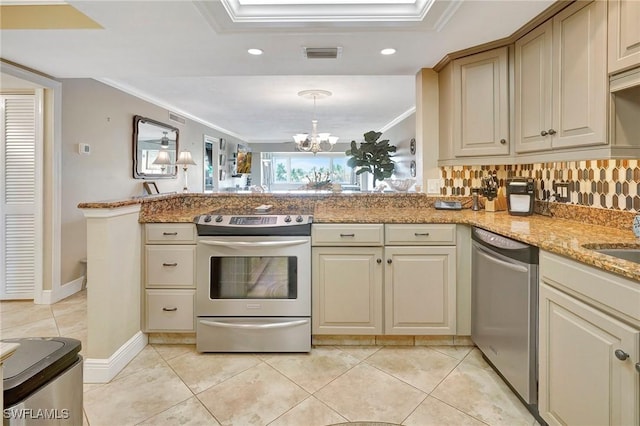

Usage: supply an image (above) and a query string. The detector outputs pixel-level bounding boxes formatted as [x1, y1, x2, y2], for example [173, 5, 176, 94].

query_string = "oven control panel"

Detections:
[195, 214, 313, 236]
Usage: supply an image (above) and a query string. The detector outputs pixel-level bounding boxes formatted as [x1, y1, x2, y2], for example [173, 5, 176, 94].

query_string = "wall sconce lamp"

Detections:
[176, 150, 197, 192]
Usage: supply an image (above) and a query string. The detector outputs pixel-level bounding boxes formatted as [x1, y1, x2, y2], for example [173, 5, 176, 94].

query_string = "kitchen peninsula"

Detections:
[78, 192, 640, 387]
[80, 192, 640, 280]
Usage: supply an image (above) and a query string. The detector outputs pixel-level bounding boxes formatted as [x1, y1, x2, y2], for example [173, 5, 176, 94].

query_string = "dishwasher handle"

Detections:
[474, 243, 530, 273]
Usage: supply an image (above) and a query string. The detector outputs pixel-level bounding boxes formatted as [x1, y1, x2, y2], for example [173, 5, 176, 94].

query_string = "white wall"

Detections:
[60, 79, 245, 284]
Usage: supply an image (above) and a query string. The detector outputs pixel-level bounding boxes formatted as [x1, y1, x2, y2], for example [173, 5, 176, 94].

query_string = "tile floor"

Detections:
[1, 291, 539, 426]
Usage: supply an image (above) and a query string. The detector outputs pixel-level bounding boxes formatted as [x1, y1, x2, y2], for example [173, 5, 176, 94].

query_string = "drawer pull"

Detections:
[162, 232, 178, 236]
[414, 232, 430, 237]
[162, 307, 178, 312]
[339, 233, 355, 237]
[162, 262, 178, 267]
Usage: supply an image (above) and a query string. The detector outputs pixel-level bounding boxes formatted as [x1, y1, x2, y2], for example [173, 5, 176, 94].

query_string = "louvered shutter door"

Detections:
[1, 95, 41, 299]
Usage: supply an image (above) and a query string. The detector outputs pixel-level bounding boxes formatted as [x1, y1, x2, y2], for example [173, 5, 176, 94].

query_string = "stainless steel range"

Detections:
[195, 213, 312, 352]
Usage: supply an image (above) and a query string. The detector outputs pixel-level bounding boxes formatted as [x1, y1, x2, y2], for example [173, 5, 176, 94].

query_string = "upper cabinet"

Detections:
[608, 0, 640, 74]
[451, 47, 510, 158]
[515, 0, 607, 153]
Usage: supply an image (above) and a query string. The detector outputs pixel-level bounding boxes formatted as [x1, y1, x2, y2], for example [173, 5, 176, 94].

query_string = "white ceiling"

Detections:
[0, 0, 554, 144]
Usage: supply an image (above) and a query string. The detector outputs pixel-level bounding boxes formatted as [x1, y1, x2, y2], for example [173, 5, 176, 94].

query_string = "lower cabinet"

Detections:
[146, 289, 196, 331]
[539, 252, 639, 426]
[143, 223, 196, 333]
[312, 246, 383, 334]
[312, 224, 457, 335]
[384, 246, 456, 334]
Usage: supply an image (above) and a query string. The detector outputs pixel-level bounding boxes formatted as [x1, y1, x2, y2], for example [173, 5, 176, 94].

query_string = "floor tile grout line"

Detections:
[131, 393, 198, 426]
[428, 393, 493, 426]
[193, 392, 225, 426]
[161, 349, 265, 396]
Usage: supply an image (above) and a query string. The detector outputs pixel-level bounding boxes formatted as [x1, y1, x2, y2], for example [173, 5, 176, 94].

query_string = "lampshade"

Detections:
[152, 150, 172, 165]
[176, 150, 196, 165]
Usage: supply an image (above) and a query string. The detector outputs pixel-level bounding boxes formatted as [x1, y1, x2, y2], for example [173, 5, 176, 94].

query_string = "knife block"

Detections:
[485, 194, 507, 212]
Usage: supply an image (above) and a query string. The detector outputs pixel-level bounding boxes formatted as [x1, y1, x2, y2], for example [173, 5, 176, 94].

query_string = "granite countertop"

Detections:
[77, 192, 640, 282]
[313, 206, 640, 283]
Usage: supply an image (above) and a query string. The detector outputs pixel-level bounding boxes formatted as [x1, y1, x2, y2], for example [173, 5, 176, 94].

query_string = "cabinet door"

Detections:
[608, 0, 640, 74]
[515, 20, 553, 153]
[312, 247, 383, 335]
[384, 246, 456, 335]
[552, 0, 607, 149]
[539, 284, 639, 426]
[453, 47, 510, 157]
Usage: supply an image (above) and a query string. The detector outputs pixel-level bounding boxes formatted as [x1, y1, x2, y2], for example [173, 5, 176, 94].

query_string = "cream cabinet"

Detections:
[608, 0, 640, 74]
[144, 223, 196, 332]
[515, 0, 607, 153]
[451, 46, 510, 158]
[539, 251, 639, 426]
[311, 224, 456, 335]
[312, 246, 384, 334]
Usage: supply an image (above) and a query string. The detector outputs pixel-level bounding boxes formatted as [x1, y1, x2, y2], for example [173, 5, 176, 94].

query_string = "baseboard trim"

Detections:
[83, 331, 148, 383]
[36, 276, 84, 305]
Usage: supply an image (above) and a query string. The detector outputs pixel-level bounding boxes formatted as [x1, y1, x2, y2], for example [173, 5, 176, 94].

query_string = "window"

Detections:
[262, 152, 357, 190]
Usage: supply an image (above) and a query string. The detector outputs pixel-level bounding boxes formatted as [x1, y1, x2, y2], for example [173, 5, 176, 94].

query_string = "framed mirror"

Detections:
[133, 115, 179, 179]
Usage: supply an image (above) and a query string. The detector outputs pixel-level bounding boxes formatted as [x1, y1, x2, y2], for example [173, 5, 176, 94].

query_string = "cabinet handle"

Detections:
[376, 258, 382, 264]
[339, 233, 355, 237]
[387, 259, 392, 264]
[414, 232, 430, 237]
[162, 232, 178, 236]
[540, 130, 548, 136]
[162, 307, 178, 312]
[614, 349, 629, 361]
[548, 129, 556, 135]
[500, 139, 507, 145]
[636, 363, 640, 374]
[162, 262, 178, 267]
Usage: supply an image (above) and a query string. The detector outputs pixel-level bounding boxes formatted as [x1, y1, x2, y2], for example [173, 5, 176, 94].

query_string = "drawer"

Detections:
[145, 246, 195, 287]
[385, 224, 456, 245]
[312, 224, 384, 246]
[145, 223, 196, 244]
[146, 289, 195, 331]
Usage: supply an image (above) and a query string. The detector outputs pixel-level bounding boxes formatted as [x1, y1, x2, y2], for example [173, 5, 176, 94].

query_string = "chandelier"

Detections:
[293, 90, 338, 155]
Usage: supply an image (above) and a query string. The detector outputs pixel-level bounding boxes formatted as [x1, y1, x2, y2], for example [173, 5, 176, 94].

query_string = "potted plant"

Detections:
[345, 130, 396, 187]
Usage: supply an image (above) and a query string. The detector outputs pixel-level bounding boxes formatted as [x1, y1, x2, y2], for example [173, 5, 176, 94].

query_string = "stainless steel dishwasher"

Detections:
[471, 227, 541, 421]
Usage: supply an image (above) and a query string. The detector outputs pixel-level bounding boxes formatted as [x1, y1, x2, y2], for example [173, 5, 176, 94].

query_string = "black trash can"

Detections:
[2, 337, 82, 425]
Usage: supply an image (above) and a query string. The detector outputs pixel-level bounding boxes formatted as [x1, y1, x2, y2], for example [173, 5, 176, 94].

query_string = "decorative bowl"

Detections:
[385, 178, 415, 192]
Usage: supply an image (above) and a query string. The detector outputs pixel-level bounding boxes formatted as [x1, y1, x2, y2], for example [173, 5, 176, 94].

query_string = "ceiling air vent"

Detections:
[168, 112, 186, 125]
[304, 47, 342, 59]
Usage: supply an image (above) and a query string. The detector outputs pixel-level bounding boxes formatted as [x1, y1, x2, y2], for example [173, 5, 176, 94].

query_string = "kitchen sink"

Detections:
[591, 248, 640, 264]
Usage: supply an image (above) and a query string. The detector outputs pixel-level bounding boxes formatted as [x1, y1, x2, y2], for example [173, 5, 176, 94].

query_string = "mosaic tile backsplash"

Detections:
[441, 159, 640, 212]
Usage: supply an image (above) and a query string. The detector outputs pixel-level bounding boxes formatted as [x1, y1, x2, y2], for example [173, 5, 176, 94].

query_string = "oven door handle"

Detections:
[198, 239, 309, 248]
[199, 319, 309, 330]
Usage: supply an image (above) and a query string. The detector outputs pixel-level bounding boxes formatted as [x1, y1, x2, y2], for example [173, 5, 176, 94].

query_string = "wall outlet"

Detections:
[78, 143, 90, 155]
[555, 182, 570, 202]
[427, 179, 440, 194]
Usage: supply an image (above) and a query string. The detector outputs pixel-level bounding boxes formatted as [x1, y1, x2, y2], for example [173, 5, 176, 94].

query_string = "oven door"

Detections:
[196, 236, 310, 317]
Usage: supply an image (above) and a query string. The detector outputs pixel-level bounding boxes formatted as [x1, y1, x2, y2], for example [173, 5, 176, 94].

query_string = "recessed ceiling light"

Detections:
[380, 48, 396, 55]
[247, 48, 263, 56]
